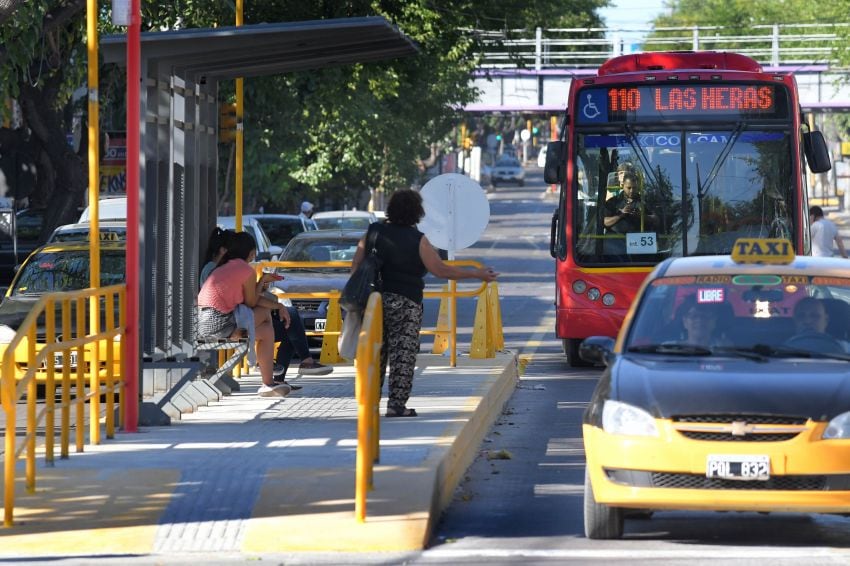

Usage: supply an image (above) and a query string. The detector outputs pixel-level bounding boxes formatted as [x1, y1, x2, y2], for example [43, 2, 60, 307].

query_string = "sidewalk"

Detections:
[0, 352, 518, 558]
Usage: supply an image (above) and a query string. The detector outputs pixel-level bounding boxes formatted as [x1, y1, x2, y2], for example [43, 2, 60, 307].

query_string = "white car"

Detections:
[47, 221, 128, 243]
[491, 156, 525, 187]
[312, 210, 377, 230]
[217, 216, 282, 261]
[78, 197, 127, 222]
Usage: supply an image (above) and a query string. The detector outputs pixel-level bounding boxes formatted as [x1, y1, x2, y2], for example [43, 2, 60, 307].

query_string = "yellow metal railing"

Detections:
[354, 292, 382, 522]
[2, 284, 126, 527]
[256, 260, 502, 367]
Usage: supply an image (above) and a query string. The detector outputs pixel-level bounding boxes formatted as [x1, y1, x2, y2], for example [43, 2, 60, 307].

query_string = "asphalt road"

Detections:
[416, 168, 850, 566]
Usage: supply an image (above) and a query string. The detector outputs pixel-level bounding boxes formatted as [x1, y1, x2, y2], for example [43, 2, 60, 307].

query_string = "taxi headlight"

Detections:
[602, 400, 659, 437]
[279, 298, 293, 307]
[822, 411, 850, 439]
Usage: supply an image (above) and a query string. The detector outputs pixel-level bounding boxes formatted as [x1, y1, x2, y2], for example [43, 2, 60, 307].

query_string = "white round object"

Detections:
[520, 129, 531, 141]
[418, 174, 490, 252]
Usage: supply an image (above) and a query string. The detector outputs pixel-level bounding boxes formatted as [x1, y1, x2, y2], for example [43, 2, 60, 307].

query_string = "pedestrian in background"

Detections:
[350, 189, 499, 417]
[809, 205, 848, 258]
[299, 201, 315, 219]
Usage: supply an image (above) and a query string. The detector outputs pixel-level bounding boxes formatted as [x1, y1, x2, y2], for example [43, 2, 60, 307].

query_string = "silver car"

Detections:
[271, 229, 365, 346]
[491, 156, 525, 187]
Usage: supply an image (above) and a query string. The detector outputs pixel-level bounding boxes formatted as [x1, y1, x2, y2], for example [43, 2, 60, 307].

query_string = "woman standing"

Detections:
[350, 189, 498, 417]
[198, 231, 291, 398]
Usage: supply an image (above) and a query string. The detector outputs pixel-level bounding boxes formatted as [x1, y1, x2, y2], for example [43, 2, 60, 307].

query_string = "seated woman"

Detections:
[198, 231, 291, 398]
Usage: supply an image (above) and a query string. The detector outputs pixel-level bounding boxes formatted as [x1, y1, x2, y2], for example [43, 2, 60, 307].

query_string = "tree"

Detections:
[1, 0, 608, 238]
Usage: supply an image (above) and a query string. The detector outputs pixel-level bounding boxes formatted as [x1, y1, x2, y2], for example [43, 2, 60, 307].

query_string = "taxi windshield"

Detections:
[12, 250, 126, 296]
[626, 274, 850, 358]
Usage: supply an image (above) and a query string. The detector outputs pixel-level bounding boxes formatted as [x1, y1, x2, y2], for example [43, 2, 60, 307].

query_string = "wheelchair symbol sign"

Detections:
[578, 90, 608, 123]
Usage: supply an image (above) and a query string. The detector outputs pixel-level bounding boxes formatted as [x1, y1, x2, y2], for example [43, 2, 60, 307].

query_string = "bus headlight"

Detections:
[602, 400, 659, 437]
[572, 280, 587, 294]
[586, 288, 601, 301]
[602, 293, 616, 306]
[822, 411, 850, 439]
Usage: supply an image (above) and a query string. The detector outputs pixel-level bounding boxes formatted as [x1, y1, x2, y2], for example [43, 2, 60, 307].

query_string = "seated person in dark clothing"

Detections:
[785, 297, 849, 353]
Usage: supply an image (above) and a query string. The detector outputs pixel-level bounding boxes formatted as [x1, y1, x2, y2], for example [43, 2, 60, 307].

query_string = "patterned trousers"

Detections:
[379, 292, 423, 412]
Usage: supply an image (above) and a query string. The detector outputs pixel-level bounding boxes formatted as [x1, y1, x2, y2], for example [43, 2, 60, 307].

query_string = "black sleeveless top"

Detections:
[371, 222, 427, 303]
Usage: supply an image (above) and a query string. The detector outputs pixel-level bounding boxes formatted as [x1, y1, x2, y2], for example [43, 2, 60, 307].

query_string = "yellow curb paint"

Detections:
[0, 468, 178, 555]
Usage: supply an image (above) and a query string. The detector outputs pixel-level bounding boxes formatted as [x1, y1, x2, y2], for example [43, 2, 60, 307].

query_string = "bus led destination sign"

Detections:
[610, 86, 774, 113]
[577, 84, 788, 123]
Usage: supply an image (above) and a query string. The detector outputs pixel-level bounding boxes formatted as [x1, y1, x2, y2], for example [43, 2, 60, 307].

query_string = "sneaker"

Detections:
[273, 378, 302, 391]
[258, 383, 291, 398]
[298, 361, 333, 376]
[273, 363, 286, 377]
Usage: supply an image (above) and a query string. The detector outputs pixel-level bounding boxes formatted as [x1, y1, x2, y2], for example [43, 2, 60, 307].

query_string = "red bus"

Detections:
[545, 51, 832, 366]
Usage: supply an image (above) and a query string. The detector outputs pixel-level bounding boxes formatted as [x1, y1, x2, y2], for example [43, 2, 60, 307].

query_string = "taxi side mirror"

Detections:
[803, 131, 831, 174]
[579, 336, 616, 365]
[543, 141, 566, 184]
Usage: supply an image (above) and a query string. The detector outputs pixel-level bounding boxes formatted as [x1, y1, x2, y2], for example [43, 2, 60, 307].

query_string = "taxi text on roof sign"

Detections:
[731, 238, 795, 265]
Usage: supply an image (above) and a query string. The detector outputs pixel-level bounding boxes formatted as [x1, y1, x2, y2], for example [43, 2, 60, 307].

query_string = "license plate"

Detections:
[53, 351, 78, 369]
[314, 319, 326, 331]
[706, 455, 770, 481]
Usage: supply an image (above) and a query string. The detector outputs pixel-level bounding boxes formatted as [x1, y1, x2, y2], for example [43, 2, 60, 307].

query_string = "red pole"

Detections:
[123, 0, 141, 431]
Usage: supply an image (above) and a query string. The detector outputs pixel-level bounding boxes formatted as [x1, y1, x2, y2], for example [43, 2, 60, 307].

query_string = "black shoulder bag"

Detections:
[340, 225, 382, 312]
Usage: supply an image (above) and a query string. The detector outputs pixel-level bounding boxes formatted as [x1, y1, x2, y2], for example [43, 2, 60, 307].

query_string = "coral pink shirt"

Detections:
[197, 258, 256, 313]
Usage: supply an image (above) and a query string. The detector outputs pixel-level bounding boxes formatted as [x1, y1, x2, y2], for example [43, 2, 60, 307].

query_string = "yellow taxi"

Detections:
[580, 239, 850, 539]
[0, 238, 125, 381]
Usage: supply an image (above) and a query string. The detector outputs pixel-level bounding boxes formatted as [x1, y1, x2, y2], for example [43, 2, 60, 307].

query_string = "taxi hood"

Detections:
[613, 355, 850, 421]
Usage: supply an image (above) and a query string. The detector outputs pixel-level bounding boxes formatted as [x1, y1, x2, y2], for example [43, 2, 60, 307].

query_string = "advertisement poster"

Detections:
[101, 131, 126, 195]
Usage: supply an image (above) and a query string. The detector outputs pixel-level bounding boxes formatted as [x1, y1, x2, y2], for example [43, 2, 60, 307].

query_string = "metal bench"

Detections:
[195, 336, 250, 393]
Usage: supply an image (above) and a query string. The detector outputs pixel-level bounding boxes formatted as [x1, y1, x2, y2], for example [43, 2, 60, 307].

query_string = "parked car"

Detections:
[491, 156, 525, 186]
[270, 229, 364, 346]
[0, 240, 126, 381]
[78, 196, 127, 222]
[47, 221, 127, 244]
[312, 210, 377, 230]
[217, 216, 282, 261]
[244, 214, 317, 250]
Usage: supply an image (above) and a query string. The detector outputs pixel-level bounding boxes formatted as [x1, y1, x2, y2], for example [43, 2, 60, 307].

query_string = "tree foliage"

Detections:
[0, 0, 606, 235]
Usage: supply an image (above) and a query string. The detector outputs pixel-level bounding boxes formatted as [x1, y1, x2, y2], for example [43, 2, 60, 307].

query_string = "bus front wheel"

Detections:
[565, 338, 593, 367]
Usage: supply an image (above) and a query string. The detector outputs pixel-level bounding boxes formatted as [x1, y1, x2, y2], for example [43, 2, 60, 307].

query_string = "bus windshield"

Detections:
[573, 127, 794, 265]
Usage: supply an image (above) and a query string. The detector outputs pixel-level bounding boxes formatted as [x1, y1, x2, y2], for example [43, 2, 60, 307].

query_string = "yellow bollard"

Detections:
[488, 282, 505, 351]
[320, 298, 344, 364]
[469, 284, 495, 359]
[432, 284, 449, 354]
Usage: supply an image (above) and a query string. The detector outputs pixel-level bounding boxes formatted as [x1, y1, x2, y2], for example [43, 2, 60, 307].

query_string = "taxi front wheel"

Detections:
[583, 468, 624, 540]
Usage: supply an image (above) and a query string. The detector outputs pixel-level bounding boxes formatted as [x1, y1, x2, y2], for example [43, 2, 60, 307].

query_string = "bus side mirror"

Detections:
[803, 131, 831, 173]
[543, 141, 566, 184]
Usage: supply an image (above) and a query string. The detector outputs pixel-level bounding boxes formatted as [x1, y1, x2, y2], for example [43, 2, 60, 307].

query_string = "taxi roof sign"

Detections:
[731, 238, 795, 265]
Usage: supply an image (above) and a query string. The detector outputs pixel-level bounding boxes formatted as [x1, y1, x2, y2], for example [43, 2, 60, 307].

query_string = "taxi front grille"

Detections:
[292, 299, 322, 312]
[650, 472, 826, 491]
[674, 415, 808, 425]
[678, 431, 800, 442]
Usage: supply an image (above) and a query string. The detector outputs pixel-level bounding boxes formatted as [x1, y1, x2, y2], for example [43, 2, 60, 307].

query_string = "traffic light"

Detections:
[463, 137, 473, 150]
[532, 126, 539, 135]
[495, 134, 502, 141]
[219, 102, 237, 143]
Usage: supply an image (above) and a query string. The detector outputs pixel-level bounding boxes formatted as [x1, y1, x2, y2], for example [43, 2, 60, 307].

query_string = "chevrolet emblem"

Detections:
[730, 421, 755, 436]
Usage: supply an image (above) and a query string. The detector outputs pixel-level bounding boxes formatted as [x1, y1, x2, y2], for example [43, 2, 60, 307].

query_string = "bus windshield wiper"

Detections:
[696, 121, 744, 200]
[622, 124, 661, 190]
[627, 343, 713, 356]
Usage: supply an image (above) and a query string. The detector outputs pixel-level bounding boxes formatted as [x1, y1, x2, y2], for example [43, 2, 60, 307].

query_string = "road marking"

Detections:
[425, 548, 842, 560]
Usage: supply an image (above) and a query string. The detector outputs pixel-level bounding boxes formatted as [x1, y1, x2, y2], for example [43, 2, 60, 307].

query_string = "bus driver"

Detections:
[603, 172, 657, 234]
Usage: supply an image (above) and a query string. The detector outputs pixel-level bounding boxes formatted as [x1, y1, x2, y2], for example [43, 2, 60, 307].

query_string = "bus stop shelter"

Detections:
[101, 17, 417, 424]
